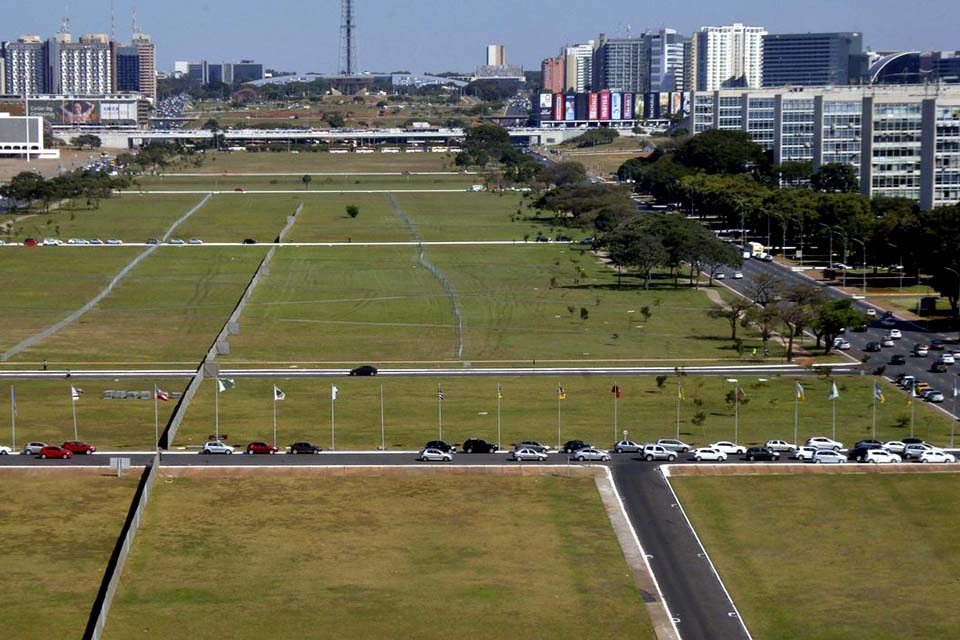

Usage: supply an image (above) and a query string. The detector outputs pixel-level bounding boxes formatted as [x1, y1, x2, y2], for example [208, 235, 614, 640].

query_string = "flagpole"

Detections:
[331, 391, 336, 451]
[10, 385, 16, 451]
[215, 378, 220, 440]
[953, 387, 958, 448]
[734, 384, 739, 444]
[910, 383, 916, 438]
[71, 388, 78, 440]
[832, 386, 837, 441]
[557, 387, 562, 450]
[438, 387, 443, 441]
[497, 385, 502, 448]
[272, 390, 277, 447]
[613, 386, 618, 446]
[675, 380, 681, 440]
[793, 388, 799, 446]
[871, 383, 877, 441]
[154, 385, 159, 451]
[380, 384, 385, 451]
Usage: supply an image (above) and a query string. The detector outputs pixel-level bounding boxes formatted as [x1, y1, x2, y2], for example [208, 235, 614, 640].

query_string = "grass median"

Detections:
[672, 474, 960, 639]
[0, 474, 139, 639]
[104, 475, 655, 640]
[133, 173, 476, 192]
[176, 151, 459, 173]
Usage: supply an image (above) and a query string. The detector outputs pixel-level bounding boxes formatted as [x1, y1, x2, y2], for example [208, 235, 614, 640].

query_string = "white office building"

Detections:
[49, 33, 112, 95]
[563, 42, 594, 92]
[694, 23, 766, 91]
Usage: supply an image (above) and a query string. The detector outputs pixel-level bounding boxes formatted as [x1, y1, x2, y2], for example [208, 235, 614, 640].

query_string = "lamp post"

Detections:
[850, 238, 866, 296]
[886, 242, 903, 294]
[818, 223, 833, 270]
[833, 228, 848, 288]
[726, 378, 739, 443]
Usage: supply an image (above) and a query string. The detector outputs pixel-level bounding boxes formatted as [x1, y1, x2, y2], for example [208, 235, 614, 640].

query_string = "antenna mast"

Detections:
[339, 0, 357, 75]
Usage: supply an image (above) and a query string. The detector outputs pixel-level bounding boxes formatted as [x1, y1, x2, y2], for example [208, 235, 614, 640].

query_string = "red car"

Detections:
[62, 441, 96, 455]
[246, 441, 279, 455]
[39, 446, 73, 460]
[23, 238, 38, 247]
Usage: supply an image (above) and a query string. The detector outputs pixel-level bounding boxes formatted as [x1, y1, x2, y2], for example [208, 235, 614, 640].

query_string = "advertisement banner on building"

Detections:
[575, 93, 589, 121]
[553, 93, 564, 121]
[539, 93, 554, 119]
[644, 93, 658, 119]
[669, 92, 683, 116]
[622, 92, 634, 120]
[659, 93, 671, 118]
[564, 94, 576, 121]
[611, 92, 622, 120]
[599, 90, 611, 120]
[29, 100, 100, 125]
[588, 93, 599, 120]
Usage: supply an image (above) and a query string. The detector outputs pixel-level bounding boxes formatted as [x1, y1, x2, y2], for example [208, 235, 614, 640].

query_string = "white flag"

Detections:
[70, 385, 83, 401]
[828, 382, 839, 400]
[331, 385, 338, 400]
[273, 385, 285, 401]
[217, 378, 236, 393]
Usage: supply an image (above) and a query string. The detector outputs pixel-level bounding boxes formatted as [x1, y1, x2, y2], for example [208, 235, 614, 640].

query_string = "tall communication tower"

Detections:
[339, 0, 356, 75]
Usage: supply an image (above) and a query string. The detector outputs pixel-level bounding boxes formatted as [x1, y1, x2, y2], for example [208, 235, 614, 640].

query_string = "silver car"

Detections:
[570, 447, 611, 462]
[418, 448, 452, 462]
[510, 448, 547, 462]
[655, 438, 691, 453]
[613, 440, 642, 453]
[813, 450, 846, 464]
[22, 441, 48, 455]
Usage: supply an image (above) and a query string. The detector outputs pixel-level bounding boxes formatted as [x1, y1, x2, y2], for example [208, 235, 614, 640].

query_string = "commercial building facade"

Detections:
[486, 44, 505, 67]
[592, 35, 647, 93]
[541, 56, 564, 93]
[694, 23, 766, 91]
[762, 32, 865, 87]
[2, 36, 47, 95]
[691, 85, 960, 209]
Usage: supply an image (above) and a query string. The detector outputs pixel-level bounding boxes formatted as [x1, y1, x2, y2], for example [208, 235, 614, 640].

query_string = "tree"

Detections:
[325, 113, 345, 128]
[346, 205, 359, 218]
[812, 163, 860, 193]
[709, 297, 754, 341]
[774, 161, 813, 188]
[600, 223, 667, 289]
[674, 129, 768, 175]
[745, 304, 780, 352]
[811, 299, 865, 353]
[746, 272, 783, 306]
[301, 175, 312, 191]
[538, 161, 586, 187]
[571, 128, 619, 148]
[457, 123, 511, 168]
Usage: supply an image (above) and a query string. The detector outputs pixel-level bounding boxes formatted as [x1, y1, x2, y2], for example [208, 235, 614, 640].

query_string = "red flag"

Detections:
[155, 388, 170, 402]
[611, 384, 621, 398]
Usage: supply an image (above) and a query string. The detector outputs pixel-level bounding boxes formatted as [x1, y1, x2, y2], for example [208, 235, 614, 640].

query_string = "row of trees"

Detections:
[0, 169, 131, 211]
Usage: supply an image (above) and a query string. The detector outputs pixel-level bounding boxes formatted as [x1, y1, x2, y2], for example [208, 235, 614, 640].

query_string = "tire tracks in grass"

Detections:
[387, 193, 464, 360]
[1, 194, 213, 362]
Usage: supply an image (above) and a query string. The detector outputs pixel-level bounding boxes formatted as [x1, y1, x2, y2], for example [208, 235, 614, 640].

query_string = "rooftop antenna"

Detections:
[60, 4, 71, 35]
[132, 6, 140, 35]
[339, 0, 357, 75]
[110, 0, 115, 40]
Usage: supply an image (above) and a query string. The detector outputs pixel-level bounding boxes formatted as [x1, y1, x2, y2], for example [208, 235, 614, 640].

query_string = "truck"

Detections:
[747, 241, 765, 257]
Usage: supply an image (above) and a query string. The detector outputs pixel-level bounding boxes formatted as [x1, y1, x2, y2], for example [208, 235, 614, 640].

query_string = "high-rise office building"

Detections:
[647, 28, 688, 92]
[2, 35, 47, 95]
[541, 56, 564, 93]
[114, 44, 140, 93]
[592, 35, 647, 93]
[183, 60, 264, 85]
[694, 23, 767, 91]
[132, 32, 156, 102]
[563, 42, 594, 92]
[486, 44, 505, 66]
[762, 32, 865, 87]
[49, 33, 112, 95]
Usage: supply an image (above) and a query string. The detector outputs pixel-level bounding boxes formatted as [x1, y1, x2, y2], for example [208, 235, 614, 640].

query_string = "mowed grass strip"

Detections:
[284, 192, 410, 243]
[105, 476, 655, 640]
[7, 193, 208, 243]
[175, 151, 458, 173]
[0, 248, 141, 353]
[4, 378, 180, 449]
[173, 376, 951, 452]
[133, 173, 476, 191]
[0, 474, 140, 639]
[672, 474, 960, 640]
[171, 193, 304, 243]
[392, 191, 546, 241]
[15, 247, 267, 364]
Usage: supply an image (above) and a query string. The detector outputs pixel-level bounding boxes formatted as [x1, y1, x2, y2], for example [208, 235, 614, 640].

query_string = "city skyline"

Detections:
[2, 0, 957, 75]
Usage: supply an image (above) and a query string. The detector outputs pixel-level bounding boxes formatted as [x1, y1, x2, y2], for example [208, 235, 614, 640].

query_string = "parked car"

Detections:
[242, 238, 257, 244]
[201, 441, 235, 454]
[38, 446, 73, 459]
[641, 444, 677, 462]
[23, 238, 38, 247]
[733, 271, 744, 279]
[930, 362, 948, 373]
[656, 438, 691, 453]
[418, 448, 453, 462]
[710, 441, 746, 455]
[864, 341, 882, 352]
[145, 238, 161, 245]
[814, 450, 846, 464]
[288, 441, 322, 454]
[865, 308, 877, 317]
[89, 238, 103, 245]
[920, 450, 957, 463]
[743, 447, 779, 462]
[168, 238, 186, 245]
[246, 441, 279, 455]
[515, 440, 548, 453]
[188, 238, 203, 245]
[22, 441, 48, 455]
[571, 447, 611, 462]
[462, 438, 498, 453]
[715, 272, 726, 280]
[42, 238, 62, 246]
[883, 441, 907, 454]
[924, 390, 945, 403]
[691, 447, 727, 462]
[425, 440, 456, 453]
[902, 437, 929, 448]
[794, 446, 818, 461]
[903, 443, 937, 460]
[881, 337, 896, 348]
[881, 315, 897, 326]
[0, 444, 11, 455]
[106, 238, 123, 245]
[510, 447, 547, 462]
[855, 439, 884, 449]
[833, 338, 851, 350]
[847, 444, 883, 461]
[563, 440, 592, 454]
[930, 339, 946, 350]
[806, 436, 843, 451]
[865, 449, 902, 464]
[62, 441, 96, 455]
[349, 365, 378, 376]
[613, 440, 642, 453]
[765, 439, 797, 453]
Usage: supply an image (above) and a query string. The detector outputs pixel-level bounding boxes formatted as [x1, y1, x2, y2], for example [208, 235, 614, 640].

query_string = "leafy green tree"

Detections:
[811, 298, 864, 353]
[538, 161, 586, 187]
[456, 123, 511, 168]
[774, 161, 813, 188]
[674, 129, 768, 175]
[812, 163, 860, 193]
[325, 113, 345, 128]
[346, 205, 360, 218]
[571, 128, 619, 148]
[301, 175, 312, 191]
[598, 221, 667, 288]
[709, 296, 755, 341]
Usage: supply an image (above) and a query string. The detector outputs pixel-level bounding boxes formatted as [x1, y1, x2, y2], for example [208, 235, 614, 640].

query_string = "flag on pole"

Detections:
[611, 384, 621, 399]
[558, 385, 566, 400]
[70, 386, 83, 401]
[795, 382, 805, 401]
[217, 378, 236, 393]
[828, 382, 840, 400]
[436, 386, 443, 401]
[155, 388, 170, 402]
[497, 384, 503, 399]
[677, 384, 685, 400]
[331, 385, 339, 401]
[274, 385, 286, 401]
[10, 386, 16, 415]
[735, 387, 746, 402]
[873, 383, 885, 403]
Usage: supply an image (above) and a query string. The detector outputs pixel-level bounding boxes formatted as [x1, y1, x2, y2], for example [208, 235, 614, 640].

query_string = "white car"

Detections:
[920, 450, 956, 463]
[889, 329, 903, 339]
[510, 447, 547, 462]
[865, 449, 901, 464]
[418, 447, 452, 462]
[939, 353, 955, 365]
[201, 441, 235, 455]
[571, 447, 611, 462]
[733, 271, 744, 279]
[794, 446, 818, 461]
[0, 444, 11, 455]
[189, 238, 204, 245]
[765, 439, 797, 453]
[833, 338, 851, 350]
[806, 436, 843, 451]
[914, 345, 929, 357]
[711, 441, 746, 455]
[881, 337, 895, 347]
[168, 238, 186, 245]
[106, 238, 123, 245]
[690, 447, 727, 462]
[66, 238, 88, 245]
[613, 440, 642, 453]
[865, 308, 877, 317]
[813, 449, 846, 464]
[715, 272, 726, 280]
[42, 238, 62, 246]
[89, 238, 104, 245]
[883, 441, 906, 454]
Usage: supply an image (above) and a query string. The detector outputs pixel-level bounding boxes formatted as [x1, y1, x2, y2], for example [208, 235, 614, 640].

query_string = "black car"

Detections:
[462, 438, 498, 453]
[848, 442, 883, 461]
[145, 238, 160, 245]
[242, 238, 257, 244]
[930, 339, 946, 350]
[743, 447, 780, 462]
[865, 341, 882, 352]
[852, 323, 868, 332]
[349, 365, 378, 376]
[425, 440, 456, 453]
[555, 235, 573, 243]
[515, 440, 548, 453]
[289, 441, 322, 454]
[562, 440, 591, 454]
[855, 439, 883, 449]
[534, 235, 549, 243]
[890, 354, 906, 365]
[931, 362, 948, 373]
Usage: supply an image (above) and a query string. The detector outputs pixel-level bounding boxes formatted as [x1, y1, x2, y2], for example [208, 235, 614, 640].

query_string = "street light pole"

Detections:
[834, 229, 848, 288]
[886, 242, 902, 294]
[818, 223, 833, 270]
[850, 238, 866, 296]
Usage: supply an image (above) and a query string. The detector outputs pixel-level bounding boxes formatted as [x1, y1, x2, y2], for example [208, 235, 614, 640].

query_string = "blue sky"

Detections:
[4, 0, 956, 73]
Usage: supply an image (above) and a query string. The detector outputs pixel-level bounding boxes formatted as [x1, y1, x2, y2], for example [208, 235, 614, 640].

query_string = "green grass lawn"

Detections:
[0, 248, 141, 354]
[170, 193, 304, 243]
[0, 474, 139, 639]
[171, 375, 951, 451]
[104, 475, 655, 640]
[133, 173, 476, 191]
[13, 247, 266, 365]
[3, 378, 180, 449]
[179, 151, 459, 173]
[673, 474, 960, 640]
[283, 193, 410, 243]
[6, 193, 208, 243]
[392, 191, 547, 241]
